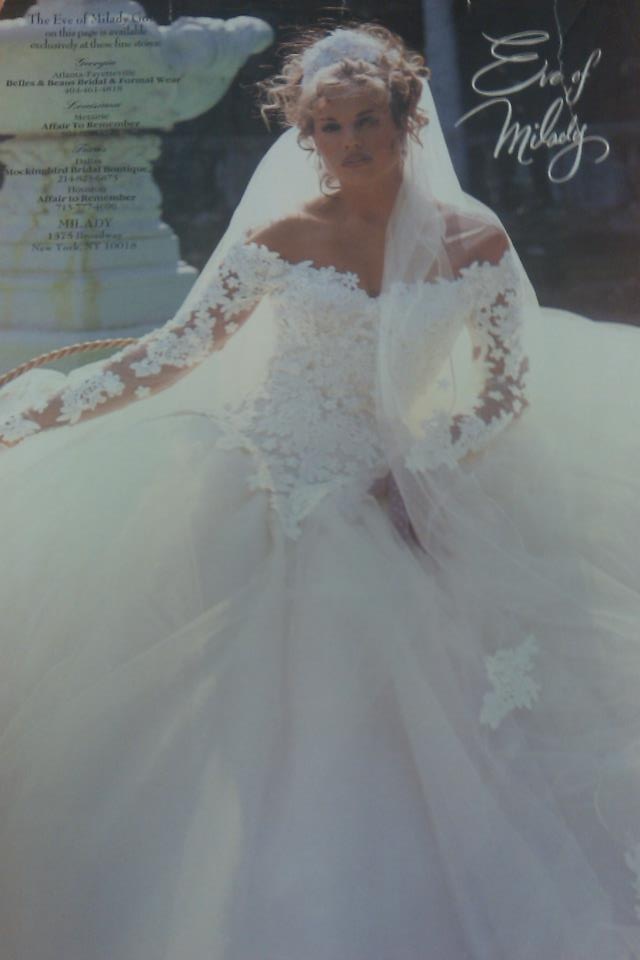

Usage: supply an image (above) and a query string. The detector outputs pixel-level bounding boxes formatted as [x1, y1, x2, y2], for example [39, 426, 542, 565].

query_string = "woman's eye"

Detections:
[357, 115, 378, 128]
[321, 123, 340, 133]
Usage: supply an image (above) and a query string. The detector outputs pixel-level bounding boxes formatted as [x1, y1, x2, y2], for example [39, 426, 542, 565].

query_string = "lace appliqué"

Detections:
[625, 844, 640, 920]
[0, 411, 43, 443]
[406, 250, 529, 473]
[406, 411, 459, 472]
[0, 381, 63, 442]
[480, 634, 541, 730]
[57, 370, 126, 425]
[0, 243, 286, 443]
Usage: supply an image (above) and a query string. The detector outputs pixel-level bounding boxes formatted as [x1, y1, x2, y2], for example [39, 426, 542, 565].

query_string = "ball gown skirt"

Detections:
[1, 303, 640, 959]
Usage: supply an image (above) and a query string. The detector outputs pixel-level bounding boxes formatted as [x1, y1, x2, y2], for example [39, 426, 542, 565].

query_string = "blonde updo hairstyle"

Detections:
[259, 24, 430, 191]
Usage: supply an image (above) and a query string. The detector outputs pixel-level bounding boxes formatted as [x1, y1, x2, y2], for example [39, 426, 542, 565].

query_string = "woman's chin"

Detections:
[336, 162, 379, 187]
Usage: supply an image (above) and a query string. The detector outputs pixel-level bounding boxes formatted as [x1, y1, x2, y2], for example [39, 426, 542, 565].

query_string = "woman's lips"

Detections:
[343, 155, 371, 167]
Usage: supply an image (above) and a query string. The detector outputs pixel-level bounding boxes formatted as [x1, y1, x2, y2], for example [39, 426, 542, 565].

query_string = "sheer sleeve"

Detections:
[406, 248, 530, 472]
[0, 242, 287, 445]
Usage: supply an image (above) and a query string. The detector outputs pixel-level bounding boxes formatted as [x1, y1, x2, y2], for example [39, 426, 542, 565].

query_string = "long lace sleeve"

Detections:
[0, 242, 286, 446]
[406, 248, 530, 472]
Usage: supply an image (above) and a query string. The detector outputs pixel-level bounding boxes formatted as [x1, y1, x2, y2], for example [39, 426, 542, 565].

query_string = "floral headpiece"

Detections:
[300, 29, 385, 89]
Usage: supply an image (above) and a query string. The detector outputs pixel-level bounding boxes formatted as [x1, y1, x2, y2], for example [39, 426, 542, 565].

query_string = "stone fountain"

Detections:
[0, 0, 273, 355]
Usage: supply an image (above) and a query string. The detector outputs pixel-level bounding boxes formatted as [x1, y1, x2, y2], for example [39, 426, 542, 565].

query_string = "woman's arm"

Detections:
[452, 229, 529, 463]
[407, 227, 530, 473]
[0, 241, 285, 446]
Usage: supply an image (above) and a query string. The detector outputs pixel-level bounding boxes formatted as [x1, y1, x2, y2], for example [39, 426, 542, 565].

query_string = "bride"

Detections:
[1, 23, 640, 960]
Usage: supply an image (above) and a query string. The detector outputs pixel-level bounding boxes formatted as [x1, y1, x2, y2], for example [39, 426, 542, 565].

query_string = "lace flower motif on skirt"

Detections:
[480, 634, 541, 730]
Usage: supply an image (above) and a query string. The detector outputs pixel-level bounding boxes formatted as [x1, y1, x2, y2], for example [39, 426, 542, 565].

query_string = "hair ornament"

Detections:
[300, 29, 385, 89]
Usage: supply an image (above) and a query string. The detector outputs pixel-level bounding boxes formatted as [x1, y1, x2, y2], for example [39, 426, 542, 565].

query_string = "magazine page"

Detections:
[1, 5, 640, 959]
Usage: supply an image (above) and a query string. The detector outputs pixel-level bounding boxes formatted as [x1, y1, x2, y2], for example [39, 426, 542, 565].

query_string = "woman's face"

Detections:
[310, 89, 405, 189]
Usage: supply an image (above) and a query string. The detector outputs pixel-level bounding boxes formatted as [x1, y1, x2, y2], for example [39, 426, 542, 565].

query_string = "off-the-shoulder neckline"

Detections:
[242, 240, 512, 302]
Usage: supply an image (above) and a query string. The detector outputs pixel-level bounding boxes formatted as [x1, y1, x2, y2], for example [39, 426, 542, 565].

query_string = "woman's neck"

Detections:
[334, 165, 404, 228]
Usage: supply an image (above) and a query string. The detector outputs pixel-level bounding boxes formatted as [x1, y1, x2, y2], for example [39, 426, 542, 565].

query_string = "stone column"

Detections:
[422, 0, 468, 184]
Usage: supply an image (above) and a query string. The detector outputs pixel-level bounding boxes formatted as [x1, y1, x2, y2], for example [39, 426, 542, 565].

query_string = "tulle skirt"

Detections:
[1, 306, 640, 959]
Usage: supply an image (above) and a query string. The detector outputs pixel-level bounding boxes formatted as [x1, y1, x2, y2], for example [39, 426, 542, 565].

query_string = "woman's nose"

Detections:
[344, 126, 362, 149]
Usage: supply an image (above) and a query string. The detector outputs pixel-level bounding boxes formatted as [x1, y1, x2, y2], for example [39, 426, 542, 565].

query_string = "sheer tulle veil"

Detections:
[172, 74, 544, 546]
[178, 72, 546, 585]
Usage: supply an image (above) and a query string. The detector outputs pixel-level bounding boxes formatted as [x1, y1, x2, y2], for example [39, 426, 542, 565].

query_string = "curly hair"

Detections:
[259, 23, 431, 151]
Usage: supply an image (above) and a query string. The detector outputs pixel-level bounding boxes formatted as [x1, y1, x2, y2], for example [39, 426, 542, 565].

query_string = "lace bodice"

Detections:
[216, 244, 388, 538]
[0, 240, 529, 540]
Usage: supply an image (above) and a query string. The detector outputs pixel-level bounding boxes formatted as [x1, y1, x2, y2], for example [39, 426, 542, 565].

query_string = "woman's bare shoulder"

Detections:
[246, 217, 307, 262]
[438, 203, 509, 271]
[246, 200, 334, 265]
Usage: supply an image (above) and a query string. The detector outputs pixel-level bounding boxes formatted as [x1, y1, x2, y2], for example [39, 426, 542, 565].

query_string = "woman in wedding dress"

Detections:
[1, 23, 640, 960]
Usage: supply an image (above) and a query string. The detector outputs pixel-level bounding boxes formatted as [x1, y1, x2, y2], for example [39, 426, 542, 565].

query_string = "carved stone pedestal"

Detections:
[0, 0, 273, 355]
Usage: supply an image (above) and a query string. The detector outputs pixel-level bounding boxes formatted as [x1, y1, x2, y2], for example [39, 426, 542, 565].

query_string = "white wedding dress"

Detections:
[1, 238, 640, 960]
